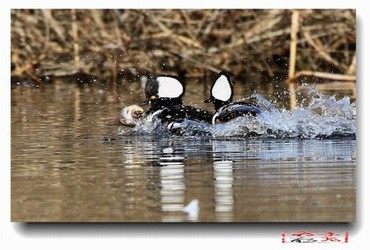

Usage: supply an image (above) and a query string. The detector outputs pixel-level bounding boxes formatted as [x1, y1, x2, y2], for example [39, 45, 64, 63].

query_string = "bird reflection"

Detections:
[119, 136, 355, 222]
[159, 147, 187, 222]
[213, 160, 234, 221]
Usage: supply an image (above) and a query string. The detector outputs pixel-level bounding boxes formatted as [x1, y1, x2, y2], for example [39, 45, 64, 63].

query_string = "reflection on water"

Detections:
[11, 82, 356, 222]
[160, 151, 186, 222]
[213, 160, 234, 221]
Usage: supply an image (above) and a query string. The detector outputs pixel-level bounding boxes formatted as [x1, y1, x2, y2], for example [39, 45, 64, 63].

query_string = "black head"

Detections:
[143, 75, 185, 108]
[205, 72, 234, 110]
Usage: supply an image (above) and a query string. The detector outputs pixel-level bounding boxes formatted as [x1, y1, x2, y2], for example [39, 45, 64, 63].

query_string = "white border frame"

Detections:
[2, 1, 367, 250]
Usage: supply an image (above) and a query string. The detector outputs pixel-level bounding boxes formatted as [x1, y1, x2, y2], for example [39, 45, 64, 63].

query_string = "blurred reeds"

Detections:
[11, 9, 356, 86]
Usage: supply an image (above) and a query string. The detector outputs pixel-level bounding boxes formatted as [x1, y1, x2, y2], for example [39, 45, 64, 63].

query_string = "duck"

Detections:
[120, 75, 213, 134]
[205, 72, 262, 125]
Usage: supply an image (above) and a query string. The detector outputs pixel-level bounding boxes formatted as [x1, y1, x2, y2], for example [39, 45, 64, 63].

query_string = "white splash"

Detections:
[211, 74, 232, 101]
[212, 85, 356, 139]
[119, 84, 356, 139]
[157, 76, 184, 98]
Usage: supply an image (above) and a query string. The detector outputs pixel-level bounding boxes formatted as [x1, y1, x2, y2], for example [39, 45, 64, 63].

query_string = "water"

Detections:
[11, 80, 356, 222]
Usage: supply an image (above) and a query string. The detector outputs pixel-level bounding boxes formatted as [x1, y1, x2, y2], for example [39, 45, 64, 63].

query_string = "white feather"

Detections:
[157, 76, 184, 98]
[211, 75, 232, 101]
[146, 109, 164, 122]
[212, 112, 220, 125]
[182, 199, 199, 220]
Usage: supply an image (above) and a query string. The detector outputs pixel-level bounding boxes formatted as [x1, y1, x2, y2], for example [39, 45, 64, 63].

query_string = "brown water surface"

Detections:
[11, 81, 356, 222]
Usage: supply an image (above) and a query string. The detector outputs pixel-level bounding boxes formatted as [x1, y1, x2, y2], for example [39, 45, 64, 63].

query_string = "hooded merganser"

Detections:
[120, 75, 213, 133]
[144, 75, 213, 131]
[205, 72, 262, 125]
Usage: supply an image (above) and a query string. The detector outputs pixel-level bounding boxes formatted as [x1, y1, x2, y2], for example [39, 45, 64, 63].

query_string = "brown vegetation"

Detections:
[11, 9, 356, 85]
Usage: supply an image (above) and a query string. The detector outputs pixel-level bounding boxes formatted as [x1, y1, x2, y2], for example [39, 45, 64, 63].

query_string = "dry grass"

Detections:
[11, 9, 356, 85]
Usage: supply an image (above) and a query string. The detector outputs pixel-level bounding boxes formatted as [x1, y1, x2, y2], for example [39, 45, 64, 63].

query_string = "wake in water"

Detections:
[119, 84, 356, 139]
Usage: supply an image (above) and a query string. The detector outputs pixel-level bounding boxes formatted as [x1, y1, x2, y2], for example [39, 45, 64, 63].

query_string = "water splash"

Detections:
[119, 119, 168, 136]
[119, 84, 356, 139]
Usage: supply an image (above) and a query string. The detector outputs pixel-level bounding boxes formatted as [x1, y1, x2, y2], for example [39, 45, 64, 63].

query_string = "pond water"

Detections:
[11, 80, 356, 222]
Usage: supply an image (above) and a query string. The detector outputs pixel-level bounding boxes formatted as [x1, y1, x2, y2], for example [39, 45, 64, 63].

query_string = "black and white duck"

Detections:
[120, 75, 213, 134]
[205, 72, 262, 125]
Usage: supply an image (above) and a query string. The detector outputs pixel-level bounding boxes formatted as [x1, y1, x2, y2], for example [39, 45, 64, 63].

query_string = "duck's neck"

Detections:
[151, 98, 183, 110]
[213, 99, 231, 111]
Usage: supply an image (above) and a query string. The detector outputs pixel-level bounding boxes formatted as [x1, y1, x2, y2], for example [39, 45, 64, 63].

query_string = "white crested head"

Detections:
[157, 76, 184, 98]
[211, 74, 232, 101]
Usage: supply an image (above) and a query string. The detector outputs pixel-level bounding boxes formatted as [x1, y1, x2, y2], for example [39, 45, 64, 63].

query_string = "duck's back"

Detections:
[213, 102, 262, 124]
[183, 105, 213, 124]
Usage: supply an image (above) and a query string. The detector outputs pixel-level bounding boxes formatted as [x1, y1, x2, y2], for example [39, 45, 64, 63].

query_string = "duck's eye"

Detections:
[150, 95, 157, 100]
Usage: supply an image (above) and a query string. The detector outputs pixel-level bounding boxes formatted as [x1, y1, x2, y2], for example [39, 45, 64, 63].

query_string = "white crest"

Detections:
[157, 76, 184, 98]
[211, 75, 232, 101]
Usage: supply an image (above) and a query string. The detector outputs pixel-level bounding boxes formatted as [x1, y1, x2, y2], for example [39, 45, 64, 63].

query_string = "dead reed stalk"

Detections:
[11, 9, 356, 87]
[288, 10, 299, 81]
